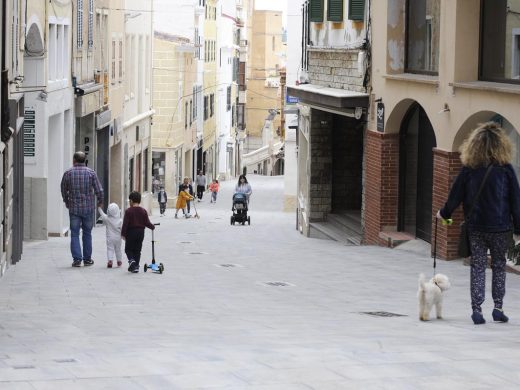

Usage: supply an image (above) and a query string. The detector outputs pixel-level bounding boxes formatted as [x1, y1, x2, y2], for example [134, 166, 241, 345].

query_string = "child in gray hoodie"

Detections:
[98, 203, 123, 268]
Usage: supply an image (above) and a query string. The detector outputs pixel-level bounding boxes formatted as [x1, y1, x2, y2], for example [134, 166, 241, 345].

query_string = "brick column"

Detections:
[364, 130, 399, 245]
[432, 149, 463, 260]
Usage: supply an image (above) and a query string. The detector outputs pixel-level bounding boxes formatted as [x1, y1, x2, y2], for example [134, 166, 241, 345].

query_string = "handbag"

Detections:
[458, 165, 493, 257]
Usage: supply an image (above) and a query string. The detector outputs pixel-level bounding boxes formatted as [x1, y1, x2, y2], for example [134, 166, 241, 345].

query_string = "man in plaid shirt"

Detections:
[61, 151, 104, 267]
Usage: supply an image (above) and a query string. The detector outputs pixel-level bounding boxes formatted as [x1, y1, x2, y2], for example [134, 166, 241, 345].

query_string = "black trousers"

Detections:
[197, 185, 205, 199]
[125, 228, 145, 265]
[159, 202, 166, 214]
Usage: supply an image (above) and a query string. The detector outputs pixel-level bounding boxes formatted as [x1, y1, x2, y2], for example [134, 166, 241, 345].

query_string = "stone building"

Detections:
[287, 0, 369, 244]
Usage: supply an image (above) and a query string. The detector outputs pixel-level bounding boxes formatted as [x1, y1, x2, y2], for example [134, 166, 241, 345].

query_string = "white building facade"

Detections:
[24, 0, 74, 239]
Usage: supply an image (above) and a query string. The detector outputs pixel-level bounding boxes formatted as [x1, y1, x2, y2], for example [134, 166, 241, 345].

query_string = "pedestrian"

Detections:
[195, 169, 207, 201]
[60, 151, 104, 267]
[121, 191, 155, 273]
[157, 186, 168, 216]
[179, 177, 194, 216]
[209, 179, 219, 203]
[235, 174, 252, 203]
[98, 203, 123, 268]
[175, 184, 194, 219]
[437, 122, 520, 325]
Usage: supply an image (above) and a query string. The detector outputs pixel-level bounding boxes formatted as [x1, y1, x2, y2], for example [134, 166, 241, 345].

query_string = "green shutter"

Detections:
[309, 0, 324, 22]
[328, 0, 344, 22]
[348, 0, 365, 21]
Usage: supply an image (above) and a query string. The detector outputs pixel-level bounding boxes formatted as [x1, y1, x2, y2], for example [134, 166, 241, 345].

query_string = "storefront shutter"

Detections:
[328, 0, 343, 22]
[348, 0, 365, 21]
[309, 0, 324, 22]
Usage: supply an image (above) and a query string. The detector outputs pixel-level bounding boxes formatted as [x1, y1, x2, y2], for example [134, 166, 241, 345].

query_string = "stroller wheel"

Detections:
[248, 216, 251, 225]
[230, 216, 234, 225]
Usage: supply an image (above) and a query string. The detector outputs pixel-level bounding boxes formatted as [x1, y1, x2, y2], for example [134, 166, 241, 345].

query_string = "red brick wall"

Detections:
[364, 130, 399, 245]
[432, 149, 463, 260]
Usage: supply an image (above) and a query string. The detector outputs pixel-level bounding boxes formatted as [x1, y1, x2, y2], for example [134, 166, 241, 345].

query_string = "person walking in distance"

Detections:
[235, 175, 252, 203]
[157, 187, 168, 217]
[179, 177, 194, 216]
[437, 122, 520, 325]
[121, 191, 155, 273]
[195, 170, 207, 201]
[98, 203, 123, 268]
[61, 151, 104, 267]
[209, 179, 219, 203]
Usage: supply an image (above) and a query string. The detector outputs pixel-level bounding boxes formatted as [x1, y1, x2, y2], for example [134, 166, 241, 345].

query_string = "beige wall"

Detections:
[372, 0, 520, 151]
[246, 10, 283, 139]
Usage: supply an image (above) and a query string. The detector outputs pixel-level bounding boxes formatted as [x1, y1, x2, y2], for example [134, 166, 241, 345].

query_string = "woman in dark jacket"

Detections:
[438, 122, 520, 324]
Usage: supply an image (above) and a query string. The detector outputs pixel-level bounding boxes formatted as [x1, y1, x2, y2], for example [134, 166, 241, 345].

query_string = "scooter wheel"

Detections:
[143, 263, 147, 272]
[159, 263, 164, 274]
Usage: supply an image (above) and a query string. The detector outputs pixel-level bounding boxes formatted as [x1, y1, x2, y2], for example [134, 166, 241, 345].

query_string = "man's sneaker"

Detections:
[131, 265, 139, 273]
[128, 260, 136, 272]
[83, 259, 94, 267]
[117, 260, 123, 267]
[72, 260, 82, 267]
[107, 261, 113, 268]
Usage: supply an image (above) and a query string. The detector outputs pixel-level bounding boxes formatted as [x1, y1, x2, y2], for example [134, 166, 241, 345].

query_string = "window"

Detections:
[226, 86, 231, 111]
[49, 24, 57, 80]
[152, 151, 166, 192]
[77, 0, 83, 48]
[88, 0, 94, 48]
[119, 39, 123, 80]
[111, 39, 116, 81]
[189, 100, 193, 126]
[204, 95, 209, 120]
[348, 0, 365, 21]
[480, 0, 520, 83]
[405, 0, 440, 74]
[328, 0, 343, 22]
[309, 0, 324, 22]
[210, 94, 214, 117]
[185, 102, 188, 129]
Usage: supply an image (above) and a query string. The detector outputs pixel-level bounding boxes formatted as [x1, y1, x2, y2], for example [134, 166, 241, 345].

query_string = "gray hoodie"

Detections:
[98, 203, 122, 241]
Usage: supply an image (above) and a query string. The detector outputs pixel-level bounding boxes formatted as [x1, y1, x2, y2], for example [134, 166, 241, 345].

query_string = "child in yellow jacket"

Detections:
[175, 185, 194, 218]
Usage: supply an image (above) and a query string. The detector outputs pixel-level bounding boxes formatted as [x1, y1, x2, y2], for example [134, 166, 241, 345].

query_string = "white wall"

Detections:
[286, 0, 304, 86]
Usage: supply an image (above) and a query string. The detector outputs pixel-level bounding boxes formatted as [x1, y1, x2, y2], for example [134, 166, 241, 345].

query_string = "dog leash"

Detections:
[433, 218, 438, 277]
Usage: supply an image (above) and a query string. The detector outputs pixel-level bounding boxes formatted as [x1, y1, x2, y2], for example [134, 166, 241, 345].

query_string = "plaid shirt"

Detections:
[61, 163, 103, 216]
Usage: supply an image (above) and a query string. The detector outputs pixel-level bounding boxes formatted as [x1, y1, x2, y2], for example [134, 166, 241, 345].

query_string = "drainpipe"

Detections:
[1, 0, 11, 143]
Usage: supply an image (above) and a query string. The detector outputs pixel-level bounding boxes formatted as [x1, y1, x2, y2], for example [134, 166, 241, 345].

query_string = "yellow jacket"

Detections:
[175, 190, 193, 209]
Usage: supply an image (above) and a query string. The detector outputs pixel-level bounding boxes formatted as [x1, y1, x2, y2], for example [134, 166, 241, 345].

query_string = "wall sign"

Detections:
[376, 102, 385, 133]
[23, 109, 36, 158]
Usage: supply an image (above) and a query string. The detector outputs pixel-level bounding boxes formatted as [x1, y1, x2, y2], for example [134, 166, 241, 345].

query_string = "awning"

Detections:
[287, 84, 369, 111]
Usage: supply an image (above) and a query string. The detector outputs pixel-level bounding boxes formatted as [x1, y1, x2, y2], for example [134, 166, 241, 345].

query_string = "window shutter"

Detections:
[328, 0, 343, 22]
[77, 0, 83, 48]
[309, 0, 324, 22]
[348, 0, 365, 21]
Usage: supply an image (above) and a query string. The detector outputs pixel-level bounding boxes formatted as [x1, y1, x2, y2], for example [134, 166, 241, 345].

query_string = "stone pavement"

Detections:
[2, 175, 520, 389]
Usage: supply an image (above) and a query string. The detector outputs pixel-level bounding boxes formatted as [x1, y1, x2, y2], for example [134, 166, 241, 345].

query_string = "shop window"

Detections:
[152, 152, 166, 193]
[480, 0, 520, 83]
[405, 0, 440, 75]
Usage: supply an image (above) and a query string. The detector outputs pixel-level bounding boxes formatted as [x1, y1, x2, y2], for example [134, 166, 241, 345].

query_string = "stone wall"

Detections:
[307, 49, 365, 92]
[309, 109, 333, 221]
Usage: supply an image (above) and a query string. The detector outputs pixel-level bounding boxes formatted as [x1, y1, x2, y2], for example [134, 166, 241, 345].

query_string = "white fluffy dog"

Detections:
[418, 273, 451, 321]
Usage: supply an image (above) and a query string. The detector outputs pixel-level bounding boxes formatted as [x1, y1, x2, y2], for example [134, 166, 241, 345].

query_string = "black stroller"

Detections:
[231, 192, 250, 225]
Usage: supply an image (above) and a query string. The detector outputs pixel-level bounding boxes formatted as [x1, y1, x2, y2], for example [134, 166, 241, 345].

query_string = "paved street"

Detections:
[2, 175, 520, 389]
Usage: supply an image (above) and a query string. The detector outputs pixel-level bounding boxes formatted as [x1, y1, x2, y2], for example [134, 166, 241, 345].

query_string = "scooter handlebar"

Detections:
[154, 223, 161, 226]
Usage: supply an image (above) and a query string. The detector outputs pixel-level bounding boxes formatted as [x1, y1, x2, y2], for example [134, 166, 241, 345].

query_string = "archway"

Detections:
[398, 103, 437, 242]
[272, 158, 284, 175]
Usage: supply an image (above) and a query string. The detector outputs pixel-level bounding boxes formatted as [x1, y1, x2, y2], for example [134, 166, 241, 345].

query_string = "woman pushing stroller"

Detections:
[234, 175, 252, 203]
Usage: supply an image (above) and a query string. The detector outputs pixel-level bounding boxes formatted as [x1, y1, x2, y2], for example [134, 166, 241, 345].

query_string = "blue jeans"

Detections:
[70, 213, 93, 261]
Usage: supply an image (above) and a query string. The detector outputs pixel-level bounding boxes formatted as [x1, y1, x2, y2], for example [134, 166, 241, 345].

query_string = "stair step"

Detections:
[310, 221, 362, 246]
[379, 231, 416, 248]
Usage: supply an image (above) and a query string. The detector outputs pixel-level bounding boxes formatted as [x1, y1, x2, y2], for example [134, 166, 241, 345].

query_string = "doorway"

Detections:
[96, 126, 110, 208]
[398, 103, 437, 242]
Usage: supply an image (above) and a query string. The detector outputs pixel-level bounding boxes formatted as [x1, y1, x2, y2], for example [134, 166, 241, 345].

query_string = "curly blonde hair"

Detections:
[459, 122, 513, 168]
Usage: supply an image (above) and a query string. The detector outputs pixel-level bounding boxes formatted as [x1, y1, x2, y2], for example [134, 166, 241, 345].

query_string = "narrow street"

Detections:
[2, 175, 520, 389]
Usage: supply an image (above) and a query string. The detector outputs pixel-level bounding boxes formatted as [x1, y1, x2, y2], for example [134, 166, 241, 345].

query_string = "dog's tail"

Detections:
[418, 273, 427, 291]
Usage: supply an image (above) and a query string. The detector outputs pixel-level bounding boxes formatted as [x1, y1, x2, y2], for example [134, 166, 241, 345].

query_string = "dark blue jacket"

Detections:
[440, 164, 520, 234]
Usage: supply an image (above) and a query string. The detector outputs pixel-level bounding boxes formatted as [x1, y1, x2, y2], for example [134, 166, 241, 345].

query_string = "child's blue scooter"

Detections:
[144, 223, 164, 274]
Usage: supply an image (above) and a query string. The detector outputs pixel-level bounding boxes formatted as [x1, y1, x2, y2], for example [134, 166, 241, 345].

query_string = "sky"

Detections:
[255, 0, 287, 13]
